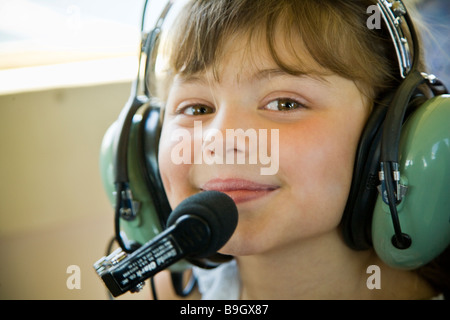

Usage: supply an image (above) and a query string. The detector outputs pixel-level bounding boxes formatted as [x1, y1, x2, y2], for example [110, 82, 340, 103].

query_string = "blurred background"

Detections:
[0, 0, 448, 300]
[0, 0, 147, 300]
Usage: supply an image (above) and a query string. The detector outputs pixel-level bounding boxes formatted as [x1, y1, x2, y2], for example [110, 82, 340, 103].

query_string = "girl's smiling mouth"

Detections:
[200, 178, 280, 204]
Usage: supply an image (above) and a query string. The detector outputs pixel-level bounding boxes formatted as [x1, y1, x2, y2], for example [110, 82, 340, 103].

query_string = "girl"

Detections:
[149, 0, 449, 299]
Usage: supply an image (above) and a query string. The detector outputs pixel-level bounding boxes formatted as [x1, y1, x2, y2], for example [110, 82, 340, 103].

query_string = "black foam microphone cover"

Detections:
[166, 191, 238, 258]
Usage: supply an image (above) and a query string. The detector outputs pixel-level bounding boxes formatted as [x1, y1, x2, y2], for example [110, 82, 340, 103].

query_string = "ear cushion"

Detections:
[140, 105, 172, 228]
[341, 101, 388, 250]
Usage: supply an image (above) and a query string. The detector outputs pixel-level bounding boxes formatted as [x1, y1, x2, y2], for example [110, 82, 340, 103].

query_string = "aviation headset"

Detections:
[99, 0, 450, 295]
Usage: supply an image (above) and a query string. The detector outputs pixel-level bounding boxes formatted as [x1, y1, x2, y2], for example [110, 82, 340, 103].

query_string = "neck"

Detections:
[235, 229, 436, 300]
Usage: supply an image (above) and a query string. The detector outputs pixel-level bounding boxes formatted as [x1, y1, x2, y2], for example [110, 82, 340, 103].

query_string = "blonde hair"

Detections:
[151, 0, 414, 104]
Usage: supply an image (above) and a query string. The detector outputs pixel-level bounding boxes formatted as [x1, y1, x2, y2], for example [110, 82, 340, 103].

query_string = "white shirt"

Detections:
[193, 259, 240, 300]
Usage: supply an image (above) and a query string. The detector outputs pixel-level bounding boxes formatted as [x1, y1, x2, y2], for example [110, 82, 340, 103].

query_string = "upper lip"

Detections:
[201, 178, 279, 192]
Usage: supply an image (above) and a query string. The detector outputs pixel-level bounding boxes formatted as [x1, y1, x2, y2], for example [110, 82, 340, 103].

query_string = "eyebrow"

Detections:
[174, 67, 330, 86]
[174, 74, 208, 85]
[253, 68, 294, 80]
[253, 68, 331, 84]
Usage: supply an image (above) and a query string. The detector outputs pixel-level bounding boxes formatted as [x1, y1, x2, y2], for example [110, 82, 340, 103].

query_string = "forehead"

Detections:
[180, 27, 330, 85]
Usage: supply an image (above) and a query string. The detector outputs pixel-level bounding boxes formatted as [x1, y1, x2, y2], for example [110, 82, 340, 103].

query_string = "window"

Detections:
[0, 0, 145, 93]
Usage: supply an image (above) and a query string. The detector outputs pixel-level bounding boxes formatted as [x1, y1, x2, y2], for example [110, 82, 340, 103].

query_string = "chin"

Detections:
[217, 228, 275, 257]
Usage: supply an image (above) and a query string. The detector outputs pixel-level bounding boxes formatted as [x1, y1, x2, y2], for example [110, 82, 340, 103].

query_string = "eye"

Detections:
[178, 104, 215, 116]
[264, 98, 305, 112]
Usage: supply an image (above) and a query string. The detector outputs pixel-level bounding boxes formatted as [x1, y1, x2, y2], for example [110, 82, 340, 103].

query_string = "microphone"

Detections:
[93, 191, 238, 297]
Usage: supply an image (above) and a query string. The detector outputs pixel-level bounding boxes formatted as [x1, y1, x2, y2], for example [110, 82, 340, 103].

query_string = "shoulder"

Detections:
[152, 259, 240, 300]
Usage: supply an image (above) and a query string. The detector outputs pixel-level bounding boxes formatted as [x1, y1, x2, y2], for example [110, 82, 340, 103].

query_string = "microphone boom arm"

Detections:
[94, 215, 210, 297]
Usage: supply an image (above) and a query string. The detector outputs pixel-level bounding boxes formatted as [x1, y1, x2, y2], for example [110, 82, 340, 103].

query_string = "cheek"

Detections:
[278, 117, 362, 228]
[158, 125, 195, 209]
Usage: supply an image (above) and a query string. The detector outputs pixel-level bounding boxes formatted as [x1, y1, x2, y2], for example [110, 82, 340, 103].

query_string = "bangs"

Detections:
[152, 0, 397, 101]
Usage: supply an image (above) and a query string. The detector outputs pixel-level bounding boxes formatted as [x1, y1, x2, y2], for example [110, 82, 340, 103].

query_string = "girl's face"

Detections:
[158, 35, 371, 256]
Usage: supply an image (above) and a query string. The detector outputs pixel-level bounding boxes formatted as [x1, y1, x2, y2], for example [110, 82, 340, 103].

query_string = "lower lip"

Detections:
[214, 189, 276, 205]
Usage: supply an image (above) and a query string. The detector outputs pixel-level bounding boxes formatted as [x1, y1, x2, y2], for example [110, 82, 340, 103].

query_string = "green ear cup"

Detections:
[100, 110, 162, 245]
[372, 95, 450, 269]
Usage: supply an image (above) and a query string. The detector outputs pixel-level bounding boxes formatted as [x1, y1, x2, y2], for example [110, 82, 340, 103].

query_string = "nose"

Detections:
[201, 104, 258, 165]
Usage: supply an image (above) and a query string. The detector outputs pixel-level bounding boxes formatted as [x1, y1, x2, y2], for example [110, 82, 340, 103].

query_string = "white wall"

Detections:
[0, 82, 149, 299]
